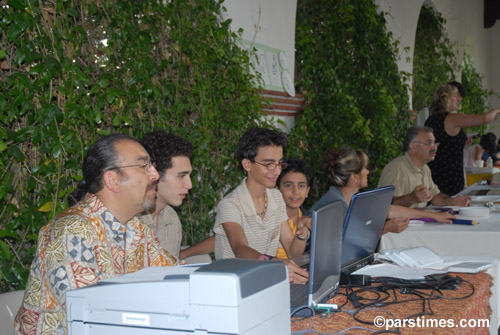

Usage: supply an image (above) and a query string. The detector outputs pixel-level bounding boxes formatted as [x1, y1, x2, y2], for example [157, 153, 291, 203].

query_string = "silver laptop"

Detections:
[340, 186, 395, 277]
[290, 201, 344, 316]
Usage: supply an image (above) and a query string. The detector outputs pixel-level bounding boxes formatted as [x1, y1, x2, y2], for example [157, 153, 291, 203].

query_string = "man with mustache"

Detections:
[378, 126, 470, 208]
[15, 134, 176, 335]
[140, 131, 194, 259]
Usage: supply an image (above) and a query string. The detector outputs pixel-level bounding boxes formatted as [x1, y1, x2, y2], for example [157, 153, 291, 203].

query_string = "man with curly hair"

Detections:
[140, 131, 193, 259]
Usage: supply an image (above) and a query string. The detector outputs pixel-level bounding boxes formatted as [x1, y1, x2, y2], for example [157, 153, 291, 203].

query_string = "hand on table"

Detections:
[428, 211, 455, 224]
[450, 195, 471, 207]
[382, 218, 409, 234]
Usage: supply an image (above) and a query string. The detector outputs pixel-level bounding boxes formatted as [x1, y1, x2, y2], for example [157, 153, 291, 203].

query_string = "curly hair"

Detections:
[430, 84, 459, 115]
[140, 131, 193, 177]
[322, 147, 368, 187]
[236, 127, 287, 170]
[277, 157, 312, 186]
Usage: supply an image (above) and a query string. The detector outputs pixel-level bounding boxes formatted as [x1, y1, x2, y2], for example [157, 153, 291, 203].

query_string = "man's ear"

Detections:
[305, 186, 311, 198]
[102, 170, 120, 193]
[408, 142, 416, 153]
[242, 158, 252, 172]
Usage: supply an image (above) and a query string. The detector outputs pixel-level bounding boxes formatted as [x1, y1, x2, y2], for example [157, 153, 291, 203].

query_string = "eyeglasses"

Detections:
[252, 160, 288, 170]
[107, 160, 153, 172]
[413, 141, 440, 148]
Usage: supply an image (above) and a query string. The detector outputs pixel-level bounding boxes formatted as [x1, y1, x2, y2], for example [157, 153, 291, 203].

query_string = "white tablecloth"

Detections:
[380, 210, 500, 258]
[380, 188, 500, 333]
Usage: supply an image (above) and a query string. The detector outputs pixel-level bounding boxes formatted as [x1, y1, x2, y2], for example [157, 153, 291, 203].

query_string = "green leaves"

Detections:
[290, 0, 409, 202]
[412, 6, 458, 110]
[0, 0, 266, 292]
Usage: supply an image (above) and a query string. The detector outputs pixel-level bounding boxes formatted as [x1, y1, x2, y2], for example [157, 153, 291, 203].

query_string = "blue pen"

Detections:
[451, 219, 479, 225]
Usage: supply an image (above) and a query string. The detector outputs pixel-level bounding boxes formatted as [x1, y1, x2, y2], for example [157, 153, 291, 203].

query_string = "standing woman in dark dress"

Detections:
[425, 84, 500, 195]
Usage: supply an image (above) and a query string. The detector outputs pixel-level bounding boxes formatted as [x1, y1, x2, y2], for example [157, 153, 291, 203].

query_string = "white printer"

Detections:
[66, 259, 291, 335]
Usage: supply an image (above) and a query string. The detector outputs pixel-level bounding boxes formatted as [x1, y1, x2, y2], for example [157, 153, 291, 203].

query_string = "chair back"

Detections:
[0, 290, 24, 335]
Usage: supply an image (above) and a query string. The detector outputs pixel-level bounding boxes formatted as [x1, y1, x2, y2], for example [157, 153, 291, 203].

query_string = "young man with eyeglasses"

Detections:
[378, 126, 470, 208]
[213, 127, 309, 284]
[15, 134, 176, 335]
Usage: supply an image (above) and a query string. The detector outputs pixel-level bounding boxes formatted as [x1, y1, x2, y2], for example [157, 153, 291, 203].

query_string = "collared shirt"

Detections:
[213, 178, 288, 260]
[378, 153, 440, 208]
[15, 194, 175, 335]
[311, 186, 349, 220]
[141, 205, 183, 258]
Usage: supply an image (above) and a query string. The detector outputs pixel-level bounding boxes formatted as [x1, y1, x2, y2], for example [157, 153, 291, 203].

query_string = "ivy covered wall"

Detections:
[288, 0, 410, 202]
[0, 0, 269, 292]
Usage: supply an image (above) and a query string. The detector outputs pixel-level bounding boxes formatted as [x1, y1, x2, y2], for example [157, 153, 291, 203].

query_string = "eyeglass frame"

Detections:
[106, 160, 153, 172]
[251, 160, 288, 171]
[412, 141, 440, 148]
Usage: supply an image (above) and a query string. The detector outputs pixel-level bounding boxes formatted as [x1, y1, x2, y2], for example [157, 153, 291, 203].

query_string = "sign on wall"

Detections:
[239, 39, 295, 97]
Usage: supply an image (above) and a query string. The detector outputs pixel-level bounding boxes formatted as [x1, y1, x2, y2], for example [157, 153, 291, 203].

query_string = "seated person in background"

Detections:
[464, 132, 499, 167]
[276, 157, 312, 259]
[378, 126, 470, 208]
[311, 147, 456, 235]
[463, 134, 484, 167]
[140, 131, 193, 259]
[479, 132, 500, 166]
[15, 134, 176, 334]
[213, 127, 309, 283]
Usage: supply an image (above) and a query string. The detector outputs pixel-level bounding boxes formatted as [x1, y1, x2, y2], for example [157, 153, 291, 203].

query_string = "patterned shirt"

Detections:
[14, 194, 176, 335]
[213, 179, 288, 259]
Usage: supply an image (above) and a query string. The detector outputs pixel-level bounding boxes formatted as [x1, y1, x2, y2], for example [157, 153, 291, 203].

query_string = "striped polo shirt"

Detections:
[213, 178, 288, 260]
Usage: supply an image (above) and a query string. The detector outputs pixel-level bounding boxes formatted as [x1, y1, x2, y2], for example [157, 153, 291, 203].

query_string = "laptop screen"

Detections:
[340, 186, 395, 274]
[307, 200, 344, 306]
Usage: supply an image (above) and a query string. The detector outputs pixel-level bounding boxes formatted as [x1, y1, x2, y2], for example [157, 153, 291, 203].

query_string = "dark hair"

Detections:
[140, 130, 193, 178]
[277, 157, 312, 187]
[480, 132, 497, 155]
[447, 80, 467, 98]
[236, 127, 287, 170]
[67, 134, 137, 206]
[403, 126, 434, 152]
[322, 147, 368, 187]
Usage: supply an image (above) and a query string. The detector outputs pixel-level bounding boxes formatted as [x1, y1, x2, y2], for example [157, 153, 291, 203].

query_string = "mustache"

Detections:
[146, 180, 159, 191]
[429, 149, 437, 154]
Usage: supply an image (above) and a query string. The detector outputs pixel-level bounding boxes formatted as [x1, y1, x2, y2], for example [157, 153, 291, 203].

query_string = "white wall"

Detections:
[375, 0, 500, 133]
[223, 0, 298, 132]
[224, 1, 500, 134]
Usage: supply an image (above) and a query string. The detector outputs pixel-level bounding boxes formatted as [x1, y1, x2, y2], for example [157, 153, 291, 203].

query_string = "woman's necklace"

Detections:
[256, 192, 268, 217]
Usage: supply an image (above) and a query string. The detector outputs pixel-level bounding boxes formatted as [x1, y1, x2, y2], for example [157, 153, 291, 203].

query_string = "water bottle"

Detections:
[487, 156, 493, 168]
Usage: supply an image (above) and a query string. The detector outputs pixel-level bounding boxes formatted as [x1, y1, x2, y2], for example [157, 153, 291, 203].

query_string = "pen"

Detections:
[451, 219, 479, 225]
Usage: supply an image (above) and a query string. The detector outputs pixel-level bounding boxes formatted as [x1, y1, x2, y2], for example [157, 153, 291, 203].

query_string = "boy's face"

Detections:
[156, 156, 193, 207]
[279, 172, 310, 210]
[244, 145, 283, 189]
